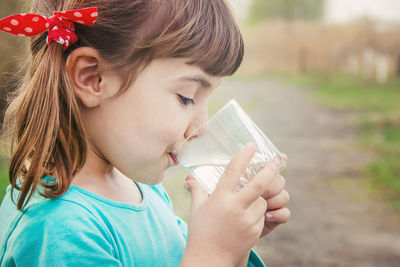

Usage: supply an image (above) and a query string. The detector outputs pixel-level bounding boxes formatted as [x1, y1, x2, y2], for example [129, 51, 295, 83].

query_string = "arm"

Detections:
[181, 144, 279, 266]
[180, 247, 234, 267]
[236, 250, 251, 267]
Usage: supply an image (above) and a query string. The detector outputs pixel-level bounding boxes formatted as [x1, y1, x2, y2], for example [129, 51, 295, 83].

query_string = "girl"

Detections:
[0, 0, 290, 266]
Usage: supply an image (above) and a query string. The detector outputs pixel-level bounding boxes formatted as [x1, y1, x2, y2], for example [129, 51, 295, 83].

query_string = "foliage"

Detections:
[0, 1, 25, 201]
[248, 0, 325, 23]
[307, 72, 400, 112]
[0, 164, 8, 201]
[362, 119, 400, 211]
[0, 1, 26, 123]
[279, 72, 400, 209]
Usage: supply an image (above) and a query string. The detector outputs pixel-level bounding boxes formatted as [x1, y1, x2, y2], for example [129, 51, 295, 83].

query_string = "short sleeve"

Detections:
[2, 200, 122, 267]
[247, 250, 266, 267]
[175, 215, 188, 241]
[149, 183, 189, 240]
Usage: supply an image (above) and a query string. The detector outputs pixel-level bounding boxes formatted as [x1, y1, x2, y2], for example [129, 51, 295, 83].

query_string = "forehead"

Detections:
[143, 58, 221, 88]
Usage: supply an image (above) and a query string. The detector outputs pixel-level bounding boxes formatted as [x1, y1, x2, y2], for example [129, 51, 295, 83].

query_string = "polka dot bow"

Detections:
[0, 6, 98, 50]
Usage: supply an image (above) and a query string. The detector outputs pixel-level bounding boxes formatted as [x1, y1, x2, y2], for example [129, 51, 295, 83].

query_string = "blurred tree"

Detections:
[0, 0, 26, 126]
[397, 55, 400, 76]
[248, 0, 325, 23]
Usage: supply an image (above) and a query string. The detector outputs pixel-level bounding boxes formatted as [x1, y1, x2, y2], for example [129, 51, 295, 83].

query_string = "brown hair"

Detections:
[3, 0, 244, 210]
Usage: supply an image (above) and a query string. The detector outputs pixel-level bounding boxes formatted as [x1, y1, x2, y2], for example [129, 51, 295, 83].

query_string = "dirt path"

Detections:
[164, 77, 400, 266]
[213, 78, 400, 267]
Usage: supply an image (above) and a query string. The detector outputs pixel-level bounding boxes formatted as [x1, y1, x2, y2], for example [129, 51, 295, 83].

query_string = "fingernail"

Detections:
[183, 183, 190, 192]
[185, 175, 195, 182]
[266, 212, 273, 221]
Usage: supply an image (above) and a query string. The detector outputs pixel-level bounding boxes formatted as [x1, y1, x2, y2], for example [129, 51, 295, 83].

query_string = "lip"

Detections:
[169, 153, 179, 165]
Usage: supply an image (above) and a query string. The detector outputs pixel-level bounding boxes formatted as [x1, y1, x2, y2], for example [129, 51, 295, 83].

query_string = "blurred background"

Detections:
[1, 0, 400, 266]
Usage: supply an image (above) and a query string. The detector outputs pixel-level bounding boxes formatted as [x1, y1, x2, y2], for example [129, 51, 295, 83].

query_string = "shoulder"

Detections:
[1, 188, 120, 266]
[1, 186, 110, 242]
[27, 196, 104, 228]
[11, 193, 113, 246]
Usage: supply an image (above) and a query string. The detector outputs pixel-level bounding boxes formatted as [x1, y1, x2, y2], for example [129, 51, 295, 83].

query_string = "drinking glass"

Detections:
[173, 99, 286, 194]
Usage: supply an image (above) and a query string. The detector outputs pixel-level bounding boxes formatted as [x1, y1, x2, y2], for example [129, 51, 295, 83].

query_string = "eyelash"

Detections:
[178, 95, 195, 105]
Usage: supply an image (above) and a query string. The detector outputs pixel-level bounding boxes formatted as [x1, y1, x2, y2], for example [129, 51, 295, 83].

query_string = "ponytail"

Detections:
[4, 42, 86, 210]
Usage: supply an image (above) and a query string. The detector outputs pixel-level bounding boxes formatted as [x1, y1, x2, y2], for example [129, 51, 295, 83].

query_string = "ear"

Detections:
[66, 47, 106, 108]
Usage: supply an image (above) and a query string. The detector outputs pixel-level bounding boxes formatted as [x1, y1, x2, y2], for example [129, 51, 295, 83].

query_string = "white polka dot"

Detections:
[66, 35, 70, 40]
[52, 26, 58, 30]
[20, 13, 26, 16]
[92, 19, 97, 24]
[74, 12, 82, 18]
[65, 40, 69, 47]
[32, 16, 39, 22]
[17, 33, 25, 37]
[90, 12, 98, 17]
[24, 27, 33, 33]
[77, 20, 84, 24]
[45, 23, 50, 28]
[3, 27, 11, 31]
[10, 19, 19, 26]
[61, 11, 66, 14]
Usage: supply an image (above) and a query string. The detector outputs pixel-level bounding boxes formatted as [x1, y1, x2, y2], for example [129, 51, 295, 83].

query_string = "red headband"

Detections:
[0, 6, 98, 50]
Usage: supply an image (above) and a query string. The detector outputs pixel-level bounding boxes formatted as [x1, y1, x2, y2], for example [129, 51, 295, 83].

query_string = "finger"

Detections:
[254, 197, 268, 217]
[184, 175, 208, 211]
[246, 197, 268, 225]
[265, 208, 291, 224]
[215, 143, 256, 193]
[266, 190, 290, 210]
[255, 214, 266, 238]
[281, 153, 288, 163]
[238, 159, 280, 207]
[261, 175, 286, 199]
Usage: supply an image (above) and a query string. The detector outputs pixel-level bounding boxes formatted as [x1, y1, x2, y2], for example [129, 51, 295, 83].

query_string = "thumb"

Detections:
[184, 175, 208, 210]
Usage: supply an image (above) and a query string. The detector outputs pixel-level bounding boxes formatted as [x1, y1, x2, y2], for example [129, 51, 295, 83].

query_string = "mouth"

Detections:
[169, 153, 179, 165]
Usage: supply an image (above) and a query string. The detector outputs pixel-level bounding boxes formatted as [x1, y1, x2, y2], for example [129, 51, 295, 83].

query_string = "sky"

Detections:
[229, 0, 400, 23]
[325, 0, 400, 23]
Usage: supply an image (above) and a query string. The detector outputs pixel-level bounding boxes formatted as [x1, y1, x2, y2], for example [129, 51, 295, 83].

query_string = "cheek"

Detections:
[90, 84, 189, 176]
[139, 108, 187, 150]
[130, 93, 188, 147]
[114, 114, 186, 181]
[114, 99, 187, 157]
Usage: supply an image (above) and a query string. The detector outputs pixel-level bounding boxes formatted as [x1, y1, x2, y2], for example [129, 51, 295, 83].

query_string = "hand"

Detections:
[181, 143, 282, 266]
[260, 154, 291, 238]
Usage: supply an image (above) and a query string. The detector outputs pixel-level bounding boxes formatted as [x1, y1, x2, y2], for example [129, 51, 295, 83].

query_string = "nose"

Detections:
[184, 107, 208, 141]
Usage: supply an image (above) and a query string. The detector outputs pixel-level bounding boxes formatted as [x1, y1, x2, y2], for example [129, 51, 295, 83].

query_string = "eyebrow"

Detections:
[179, 75, 212, 88]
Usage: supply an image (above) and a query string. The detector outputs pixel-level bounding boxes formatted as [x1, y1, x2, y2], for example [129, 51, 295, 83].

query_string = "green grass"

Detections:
[278, 72, 400, 112]
[278, 71, 400, 210]
[0, 163, 9, 201]
[361, 119, 400, 211]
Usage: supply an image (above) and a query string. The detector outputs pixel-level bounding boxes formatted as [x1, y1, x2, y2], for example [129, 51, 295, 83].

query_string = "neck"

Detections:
[71, 145, 143, 205]
[72, 144, 115, 186]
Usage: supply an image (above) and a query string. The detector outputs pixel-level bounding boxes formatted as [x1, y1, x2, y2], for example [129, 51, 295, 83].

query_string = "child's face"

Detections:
[85, 58, 221, 184]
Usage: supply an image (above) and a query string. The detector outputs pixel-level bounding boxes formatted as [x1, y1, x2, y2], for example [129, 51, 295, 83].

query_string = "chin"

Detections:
[137, 169, 166, 185]
[116, 166, 164, 185]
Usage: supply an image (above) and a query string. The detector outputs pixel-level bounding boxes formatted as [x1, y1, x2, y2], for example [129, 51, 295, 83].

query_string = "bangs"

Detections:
[143, 0, 244, 76]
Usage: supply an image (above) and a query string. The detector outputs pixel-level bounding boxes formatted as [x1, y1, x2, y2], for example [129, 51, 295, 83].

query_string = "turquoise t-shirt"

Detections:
[0, 181, 265, 266]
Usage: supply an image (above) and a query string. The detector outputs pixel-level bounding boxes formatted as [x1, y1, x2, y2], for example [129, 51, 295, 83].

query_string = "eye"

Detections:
[178, 95, 195, 105]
